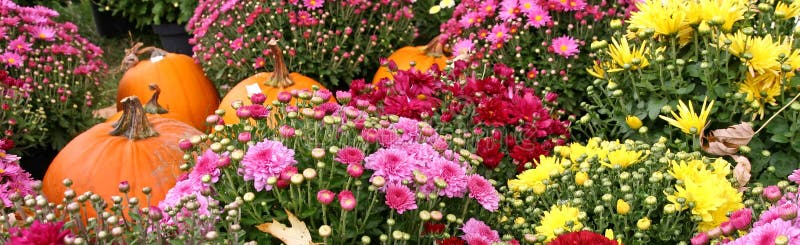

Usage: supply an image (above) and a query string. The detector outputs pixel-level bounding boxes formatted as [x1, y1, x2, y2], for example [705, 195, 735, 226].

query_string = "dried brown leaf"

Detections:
[731, 155, 751, 190]
[256, 209, 316, 245]
[702, 122, 755, 156]
[92, 105, 118, 119]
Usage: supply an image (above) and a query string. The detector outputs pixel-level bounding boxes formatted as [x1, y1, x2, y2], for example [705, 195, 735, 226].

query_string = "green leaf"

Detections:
[675, 83, 696, 95]
[771, 134, 790, 143]
[647, 97, 667, 120]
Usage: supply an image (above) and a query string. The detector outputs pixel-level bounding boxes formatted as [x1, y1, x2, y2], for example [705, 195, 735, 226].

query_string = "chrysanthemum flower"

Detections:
[1, 52, 22, 68]
[487, 24, 511, 46]
[507, 156, 564, 192]
[240, 139, 297, 191]
[685, 0, 747, 31]
[551, 36, 580, 58]
[303, 0, 324, 10]
[384, 184, 417, 214]
[775, 1, 800, 20]
[726, 219, 800, 245]
[498, 0, 519, 21]
[724, 32, 784, 75]
[606, 37, 651, 72]
[8, 221, 71, 244]
[738, 72, 783, 119]
[603, 148, 643, 168]
[549, 231, 620, 245]
[467, 175, 500, 211]
[628, 0, 690, 37]
[535, 204, 584, 242]
[659, 97, 714, 135]
[30, 25, 55, 41]
[667, 158, 743, 231]
[524, 5, 550, 28]
[460, 218, 501, 244]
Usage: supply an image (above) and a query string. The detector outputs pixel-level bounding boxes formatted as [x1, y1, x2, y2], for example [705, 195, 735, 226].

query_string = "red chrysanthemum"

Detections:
[437, 237, 466, 245]
[476, 137, 504, 169]
[548, 231, 620, 245]
[424, 222, 446, 235]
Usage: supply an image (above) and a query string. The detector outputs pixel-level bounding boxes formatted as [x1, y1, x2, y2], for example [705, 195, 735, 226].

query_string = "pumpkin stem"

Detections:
[119, 44, 169, 71]
[422, 35, 447, 58]
[144, 84, 169, 114]
[266, 39, 294, 88]
[110, 96, 159, 140]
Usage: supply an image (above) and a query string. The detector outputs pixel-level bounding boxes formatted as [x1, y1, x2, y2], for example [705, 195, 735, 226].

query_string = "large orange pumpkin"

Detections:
[219, 40, 331, 125]
[116, 43, 220, 131]
[43, 96, 200, 217]
[372, 35, 451, 84]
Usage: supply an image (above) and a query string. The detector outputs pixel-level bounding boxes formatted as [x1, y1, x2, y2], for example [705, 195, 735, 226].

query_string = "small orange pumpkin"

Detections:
[219, 40, 331, 125]
[116, 43, 220, 131]
[43, 96, 200, 218]
[372, 35, 451, 84]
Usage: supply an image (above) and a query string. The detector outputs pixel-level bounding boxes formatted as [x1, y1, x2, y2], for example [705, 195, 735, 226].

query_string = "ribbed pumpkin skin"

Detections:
[116, 53, 220, 131]
[372, 46, 450, 85]
[218, 72, 329, 125]
[42, 117, 200, 217]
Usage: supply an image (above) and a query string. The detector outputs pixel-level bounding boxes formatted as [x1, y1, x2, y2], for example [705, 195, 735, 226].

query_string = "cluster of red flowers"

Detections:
[549, 231, 620, 245]
[349, 60, 570, 173]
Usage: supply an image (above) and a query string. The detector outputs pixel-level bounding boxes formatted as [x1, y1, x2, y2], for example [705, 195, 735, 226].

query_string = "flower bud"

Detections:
[118, 181, 130, 193]
[575, 172, 588, 186]
[347, 163, 364, 178]
[303, 168, 317, 180]
[616, 199, 630, 215]
[319, 225, 332, 237]
[626, 115, 642, 130]
[317, 190, 335, 205]
[371, 176, 386, 187]
[764, 185, 782, 203]
[637, 217, 651, 230]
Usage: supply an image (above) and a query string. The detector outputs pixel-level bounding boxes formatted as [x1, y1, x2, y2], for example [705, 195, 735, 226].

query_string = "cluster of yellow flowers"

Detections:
[667, 158, 744, 231]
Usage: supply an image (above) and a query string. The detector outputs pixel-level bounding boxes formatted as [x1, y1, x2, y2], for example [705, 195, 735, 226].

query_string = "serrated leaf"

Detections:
[731, 155, 751, 190]
[256, 209, 317, 245]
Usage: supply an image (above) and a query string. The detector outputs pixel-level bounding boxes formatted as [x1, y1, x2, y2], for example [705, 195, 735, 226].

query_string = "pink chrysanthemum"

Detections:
[1, 52, 23, 68]
[188, 149, 228, 184]
[486, 24, 511, 46]
[479, 0, 499, 16]
[499, 0, 519, 21]
[453, 38, 475, 57]
[728, 219, 800, 245]
[376, 128, 399, 147]
[231, 37, 244, 51]
[8, 36, 31, 53]
[422, 157, 468, 197]
[304, 0, 324, 10]
[384, 184, 417, 214]
[789, 169, 800, 185]
[0, 151, 34, 207]
[550, 35, 580, 58]
[519, 0, 540, 14]
[390, 117, 422, 142]
[30, 25, 55, 41]
[467, 175, 500, 211]
[461, 218, 501, 243]
[339, 190, 357, 211]
[364, 148, 414, 186]
[459, 12, 481, 28]
[240, 139, 297, 191]
[8, 221, 71, 245]
[336, 146, 365, 165]
[524, 5, 550, 28]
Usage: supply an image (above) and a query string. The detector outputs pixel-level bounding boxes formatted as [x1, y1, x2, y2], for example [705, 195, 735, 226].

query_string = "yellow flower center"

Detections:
[310, 0, 316, 5]
[0, 169, 5, 174]
[485, 6, 493, 12]
[560, 45, 568, 52]
[535, 15, 543, 21]
[524, 3, 532, 9]
[496, 32, 504, 38]
[38, 33, 46, 38]
[7, 58, 15, 64]
[16, 45, 22, 49]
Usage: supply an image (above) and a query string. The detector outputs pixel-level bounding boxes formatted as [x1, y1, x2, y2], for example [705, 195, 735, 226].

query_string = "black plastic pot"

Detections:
[152, 23, 194, 56]
[19, 146, 59, 180]
[90, 3, 134, 38]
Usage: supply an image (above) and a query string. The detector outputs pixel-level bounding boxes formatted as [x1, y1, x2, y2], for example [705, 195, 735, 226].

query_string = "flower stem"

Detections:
[755, 91, 800, 135]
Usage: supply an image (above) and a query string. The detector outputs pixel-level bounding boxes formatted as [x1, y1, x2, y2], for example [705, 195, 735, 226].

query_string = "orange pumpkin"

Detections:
[116, 43, 220, 131]
[43, 96, 200, 218]
[372, 35, 451, 85]
[219, 40, 331, 125]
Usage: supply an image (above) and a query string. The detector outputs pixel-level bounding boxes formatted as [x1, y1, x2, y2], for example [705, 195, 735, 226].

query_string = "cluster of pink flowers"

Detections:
[157, 150, 229, 225]
[460, 218, 503, 244]
[0, 150, 34, 207]
[437, 0, 638, 115]
[239, 139, 297, 192]
[188, 0, 417, 88]
[363, 117, 500, 213]
[7, 220, 71, 245]
[350, 61, 570, 174]
[0, 1, 107, 150]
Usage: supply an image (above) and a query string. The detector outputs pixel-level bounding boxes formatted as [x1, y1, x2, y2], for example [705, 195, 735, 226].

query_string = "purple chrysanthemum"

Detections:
[240, 139, 297, 191]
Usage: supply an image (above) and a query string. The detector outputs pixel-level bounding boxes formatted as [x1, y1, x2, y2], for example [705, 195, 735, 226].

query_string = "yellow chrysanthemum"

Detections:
[535, 205, 583, 242]
[508, 156, 564, 192]
[587, 61, 614, 79]
[659, 97, 714, 135]
[722, 32, 786, 75]
[775, 1, 800, 20]
[667, 159, 744, 231]
[607, 37, 651, 72]
[739, 72, 784, 119]
[603, 148, 644, 168]
[685, 0, 747, 31]
[628, 0, 691, 37]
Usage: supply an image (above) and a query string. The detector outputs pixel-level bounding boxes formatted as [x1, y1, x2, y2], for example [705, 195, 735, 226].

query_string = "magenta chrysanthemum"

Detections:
[188, 149, 228, 185]
[1, 52, 22, 68]
[303, 0, 324, 9]
[727, 219, 800, 245]
[524, 5, 550, 28]
[30, 25, 55, 41]
[240, 139, 297, 191]
[467, 175, 500, 211]
[453, 38, 475, 57]
[499, 0, 519, 21]
[551, 36, 580, 58]
[461, 218, 501, 244]
[8, 221, 71, 245]
[422, 157, 468, 198]
[384, 184, 417, 214]
[0, 151, 33, 207]
[365, 148, 414, 186]
[789, 169, 800, 185]
[487, 24, 511, 46]
[335, 146, 365, 165]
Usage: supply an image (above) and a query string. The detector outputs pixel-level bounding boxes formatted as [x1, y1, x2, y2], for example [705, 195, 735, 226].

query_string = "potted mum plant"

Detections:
[94, 0, 196, 55]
